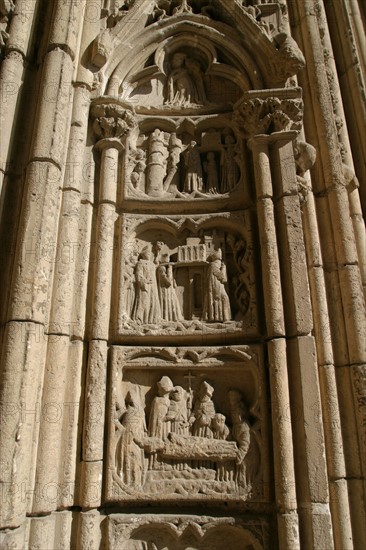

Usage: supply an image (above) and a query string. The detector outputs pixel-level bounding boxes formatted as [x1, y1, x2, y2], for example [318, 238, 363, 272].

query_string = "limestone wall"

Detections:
[0, 1, 365, 548]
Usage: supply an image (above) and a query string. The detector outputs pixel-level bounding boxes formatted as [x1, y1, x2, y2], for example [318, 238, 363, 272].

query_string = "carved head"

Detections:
[199, 381, 214, 398]
[228, 390, 248, 420]
[157, 376, 174, 395]
[171, 386, 185, 401]
[209, 248, 222, 262]
[139, 245, 152, 260]
[212, 413, 226, 430]
[171, 52, 186, 68]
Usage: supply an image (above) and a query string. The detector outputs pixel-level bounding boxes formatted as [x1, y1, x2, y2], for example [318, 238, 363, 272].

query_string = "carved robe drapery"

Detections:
[203, 255, 231, 322]
[157, 264, 184, 321]
[131, 252, 161, 323]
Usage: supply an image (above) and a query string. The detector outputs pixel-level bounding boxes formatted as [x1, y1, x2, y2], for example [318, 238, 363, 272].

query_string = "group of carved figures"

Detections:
[128, 128, 240, 197]
[123, 242, 231, 324]
[115, 377, 255, 490]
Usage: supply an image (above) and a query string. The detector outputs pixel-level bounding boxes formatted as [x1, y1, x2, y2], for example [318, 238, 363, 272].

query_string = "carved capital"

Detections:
[90, 101, 136, 143]
[233, 89, 303, 138]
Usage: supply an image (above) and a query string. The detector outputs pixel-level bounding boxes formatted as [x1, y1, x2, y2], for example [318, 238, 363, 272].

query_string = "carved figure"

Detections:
[228, 390, 251, 489]
[131, 246, 161, 324]
[116, 391, 146, 486]
[123, 246, 138, 319]
[220, 131, 239, 192]
[166, 52, 195, 107]
[183, 141, 203, 192]
[130, 149, 146, 191]
[148, 376, 174, 438]
[157, 257, 184, 321]
[190, 381, 216, 437]
[212, 412, 229, 441]
[204, 152, 219, 193]
[212, 413, 232, 481]
[202, 249, 231, 322]
[185, 57, 207, 104]
[163, 133, 183, 192]
[165, 52, 206, 107]
[166, 386, 189, 435]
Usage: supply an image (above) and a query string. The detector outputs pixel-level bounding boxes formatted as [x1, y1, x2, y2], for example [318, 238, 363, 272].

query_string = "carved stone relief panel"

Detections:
[104, 345, 269, 505]
[104, 513, 269, 550]
[123, 119, 247, 206]
[119, 37, 247, 111]
[115, 212, 259, 341]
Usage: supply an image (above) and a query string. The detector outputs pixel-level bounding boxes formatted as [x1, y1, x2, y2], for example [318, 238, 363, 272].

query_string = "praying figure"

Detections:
[202, 249, 231, 322]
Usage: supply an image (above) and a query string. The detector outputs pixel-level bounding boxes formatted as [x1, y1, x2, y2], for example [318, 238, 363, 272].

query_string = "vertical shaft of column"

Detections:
[0, 0, 84, 525]
[249, 136, 300, 549]
[271, 134, 334, 548]
[81, 138, 122, 509]
[32, 85, 92, 514]
[315, 0, 366, 296]
[301, 180, 353, 549]
[291, 6, 366, 543]
[294, 0, 366, 366]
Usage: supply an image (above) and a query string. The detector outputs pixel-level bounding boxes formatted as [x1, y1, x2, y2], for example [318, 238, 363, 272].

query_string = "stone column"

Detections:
[290, 3, 366, 544]
[270, 132, 333, 549]
[31, 84, 92, 515]
[295, 142, 353, 549]
[0, 0, 86, 527]
[237, 93, 301, 548]
[80, 103, 135, 508]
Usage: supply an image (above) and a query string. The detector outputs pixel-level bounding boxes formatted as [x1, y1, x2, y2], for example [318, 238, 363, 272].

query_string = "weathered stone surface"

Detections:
[1, 0, 366, 548]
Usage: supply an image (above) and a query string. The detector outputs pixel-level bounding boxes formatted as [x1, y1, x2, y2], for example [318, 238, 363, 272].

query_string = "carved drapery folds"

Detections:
[117, 212, 258, 339]
[106, 346, 267, 504]
[125, 124, 243, 200]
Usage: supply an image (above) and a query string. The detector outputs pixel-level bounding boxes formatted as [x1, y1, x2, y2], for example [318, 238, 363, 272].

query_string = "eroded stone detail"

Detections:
[233, 89, 303, 138]
[91, 102, 136, 140]
[117, 213, 258, 338]
[125, 125, 242, 200]
[106, 513, 269, 549]
[106, 345, 266, 503]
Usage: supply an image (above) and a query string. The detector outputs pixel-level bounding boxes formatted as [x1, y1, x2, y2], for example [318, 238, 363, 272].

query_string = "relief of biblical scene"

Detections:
[116, 213, 259, 340]
[105, 346, 268, 505]
[124, 124, 244, 202]
[120, 41, 247, 112]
